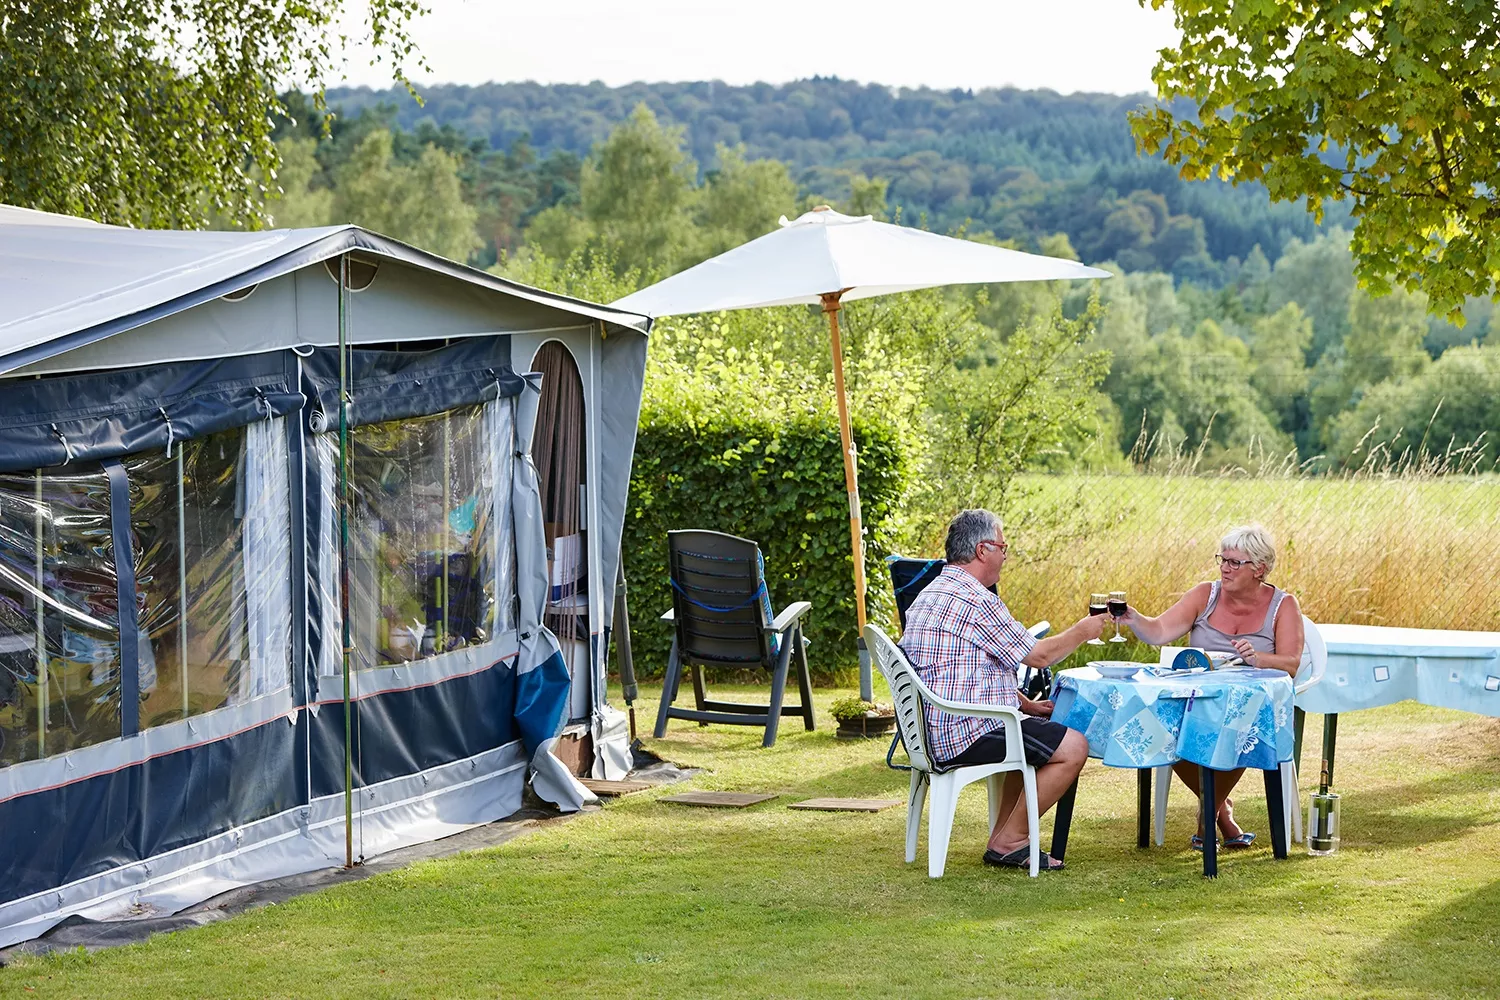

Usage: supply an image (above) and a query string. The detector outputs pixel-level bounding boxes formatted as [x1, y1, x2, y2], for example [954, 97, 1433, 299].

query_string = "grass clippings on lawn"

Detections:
[5, 686, 1499, 1000]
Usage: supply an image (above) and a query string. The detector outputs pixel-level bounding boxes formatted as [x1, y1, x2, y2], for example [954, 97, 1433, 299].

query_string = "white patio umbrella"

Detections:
[614, 207, 1110, 697]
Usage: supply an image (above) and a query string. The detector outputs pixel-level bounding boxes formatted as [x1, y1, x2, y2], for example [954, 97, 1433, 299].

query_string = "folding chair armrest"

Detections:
[1028, 620, 1051, 640]
[767, 601, 811, 633]
[659, 607, 675, 623]
[921, 694, 1028, 765]
[922, 694, 1027, 726]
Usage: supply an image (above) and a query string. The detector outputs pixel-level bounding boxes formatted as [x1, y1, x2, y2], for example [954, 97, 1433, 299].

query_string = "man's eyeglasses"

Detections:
[980, 539, 1009, 557]
[1216, 554, 1255, 570]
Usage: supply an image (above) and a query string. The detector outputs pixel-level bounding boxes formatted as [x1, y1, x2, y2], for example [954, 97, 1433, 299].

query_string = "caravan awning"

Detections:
[0, 207, 650, 376]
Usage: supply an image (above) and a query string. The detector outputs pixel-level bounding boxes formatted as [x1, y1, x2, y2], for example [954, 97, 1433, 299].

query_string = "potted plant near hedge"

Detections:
[830, 696, 897, 740]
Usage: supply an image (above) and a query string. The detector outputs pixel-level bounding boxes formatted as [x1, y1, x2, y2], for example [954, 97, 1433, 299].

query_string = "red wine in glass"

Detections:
[1108, 591, 1128, 643]
[1087, 593, 1108, 645]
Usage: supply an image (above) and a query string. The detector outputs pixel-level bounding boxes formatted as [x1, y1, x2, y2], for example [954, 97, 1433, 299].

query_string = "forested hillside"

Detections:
[318, 79, 1344, 276]
[266, 80, 1495, 477]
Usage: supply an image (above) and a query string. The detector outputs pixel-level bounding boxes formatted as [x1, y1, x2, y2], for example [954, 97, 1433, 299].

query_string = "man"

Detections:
[899, 509, 1106, 871]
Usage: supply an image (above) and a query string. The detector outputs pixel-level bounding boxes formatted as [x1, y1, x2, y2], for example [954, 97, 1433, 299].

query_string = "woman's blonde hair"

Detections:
[1220, 523, 1276, 577]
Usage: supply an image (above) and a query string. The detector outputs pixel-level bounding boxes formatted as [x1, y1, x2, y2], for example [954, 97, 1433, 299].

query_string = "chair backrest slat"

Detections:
[669, 530, 773, 667]
[863, 624, 935, 774]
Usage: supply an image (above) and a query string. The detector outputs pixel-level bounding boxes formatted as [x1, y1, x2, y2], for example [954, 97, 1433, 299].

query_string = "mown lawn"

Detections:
[6, 685, 1499, 999]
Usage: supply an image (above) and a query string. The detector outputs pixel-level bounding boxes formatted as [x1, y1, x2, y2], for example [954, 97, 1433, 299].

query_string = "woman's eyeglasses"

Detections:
[1216, 554, 1255, 570]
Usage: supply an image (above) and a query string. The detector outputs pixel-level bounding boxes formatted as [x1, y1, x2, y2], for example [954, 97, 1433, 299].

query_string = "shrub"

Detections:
[622, 326, 914, 685]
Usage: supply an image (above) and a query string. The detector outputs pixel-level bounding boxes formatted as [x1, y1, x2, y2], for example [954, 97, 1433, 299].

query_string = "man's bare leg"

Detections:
[994, 771, 1023, 834]
[987, 729, 1087, 856]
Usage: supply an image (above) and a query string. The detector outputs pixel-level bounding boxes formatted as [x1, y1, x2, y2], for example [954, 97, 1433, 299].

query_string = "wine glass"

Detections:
[1086, 592, 1108, 646]
[1107, 590, 1128, 643]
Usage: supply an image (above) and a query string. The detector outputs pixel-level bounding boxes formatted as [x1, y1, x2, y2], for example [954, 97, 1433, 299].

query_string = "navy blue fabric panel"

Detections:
[301, 338, 522, 431]
[309, 658, 517, 800]
[287, 405, 310, 709]
[0, 353, 304, 473]
[103, 459, 140, 738]
[0, 715, 302, 907]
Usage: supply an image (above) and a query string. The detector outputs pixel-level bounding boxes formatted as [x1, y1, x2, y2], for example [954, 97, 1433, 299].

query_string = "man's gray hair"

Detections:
[945, 508, 1003, 564]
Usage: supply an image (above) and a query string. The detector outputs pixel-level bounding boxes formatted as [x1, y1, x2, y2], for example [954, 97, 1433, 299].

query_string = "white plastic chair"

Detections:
[864, 624, 1041, 878]
[1152, 616, 1327, 847]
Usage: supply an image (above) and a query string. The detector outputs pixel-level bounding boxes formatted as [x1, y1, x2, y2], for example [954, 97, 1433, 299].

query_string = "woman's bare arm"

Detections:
[1117, 582, 1211, 645]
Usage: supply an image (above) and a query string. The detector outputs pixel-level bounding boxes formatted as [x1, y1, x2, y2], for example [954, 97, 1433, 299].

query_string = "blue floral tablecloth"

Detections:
[1051, 663, 1295, 772]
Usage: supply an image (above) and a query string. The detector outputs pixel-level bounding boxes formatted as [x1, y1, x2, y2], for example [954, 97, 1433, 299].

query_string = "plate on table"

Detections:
[1083, 660, 1152, 679]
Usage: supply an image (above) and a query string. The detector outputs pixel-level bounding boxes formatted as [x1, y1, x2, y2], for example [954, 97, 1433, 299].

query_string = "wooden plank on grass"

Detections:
[787, 798, 903, 813]
[580, 778, 653, 797]
[660, 791, 778, 808]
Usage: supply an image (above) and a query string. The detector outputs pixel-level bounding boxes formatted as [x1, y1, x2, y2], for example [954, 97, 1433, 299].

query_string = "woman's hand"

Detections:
[1230, 637, 1259, 667]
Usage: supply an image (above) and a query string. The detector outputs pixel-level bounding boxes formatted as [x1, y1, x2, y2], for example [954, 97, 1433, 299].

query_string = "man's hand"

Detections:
[1023, 611, 1110, 668]
[1072, 612, 1108, 644]
[1020, 695, 1054, 718]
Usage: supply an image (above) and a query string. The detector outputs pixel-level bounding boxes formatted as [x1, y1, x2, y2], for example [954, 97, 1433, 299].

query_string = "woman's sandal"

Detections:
[983, 847, 1065, 871]
[1222, 831, 1257, 849]
[1189, 834, 1218, 851]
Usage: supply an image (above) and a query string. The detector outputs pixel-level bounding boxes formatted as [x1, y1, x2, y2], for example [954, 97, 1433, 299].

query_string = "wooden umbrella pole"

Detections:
[822, 292, 872, 697]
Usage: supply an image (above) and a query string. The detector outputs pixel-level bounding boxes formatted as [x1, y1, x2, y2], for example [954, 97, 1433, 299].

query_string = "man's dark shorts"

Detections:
[940, 717, 1071, 770]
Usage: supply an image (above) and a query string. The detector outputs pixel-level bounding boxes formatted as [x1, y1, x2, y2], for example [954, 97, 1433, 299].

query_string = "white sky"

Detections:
[337, 0, 1180, 95]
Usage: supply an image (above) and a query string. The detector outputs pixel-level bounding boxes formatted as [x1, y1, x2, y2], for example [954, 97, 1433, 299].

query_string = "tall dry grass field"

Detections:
[970, 472, 1500, 634]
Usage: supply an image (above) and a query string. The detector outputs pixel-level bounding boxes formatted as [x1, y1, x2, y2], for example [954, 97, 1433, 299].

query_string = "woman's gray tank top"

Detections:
[1188, 581, 1286, 654]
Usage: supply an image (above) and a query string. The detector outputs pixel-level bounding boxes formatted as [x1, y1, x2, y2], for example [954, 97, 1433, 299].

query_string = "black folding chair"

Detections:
[653, 530, 814, 748]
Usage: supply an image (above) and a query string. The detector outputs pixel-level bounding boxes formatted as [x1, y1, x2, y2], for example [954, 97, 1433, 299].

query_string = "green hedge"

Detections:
[622, 403, 911, 686]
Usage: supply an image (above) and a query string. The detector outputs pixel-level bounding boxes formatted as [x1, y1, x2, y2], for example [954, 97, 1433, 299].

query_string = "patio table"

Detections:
[1050, 661, 1295, 877]
[1298, 625, 1500, 785]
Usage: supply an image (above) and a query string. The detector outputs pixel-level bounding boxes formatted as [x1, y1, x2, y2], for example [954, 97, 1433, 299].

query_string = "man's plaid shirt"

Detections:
[898, 564, 1037, 762]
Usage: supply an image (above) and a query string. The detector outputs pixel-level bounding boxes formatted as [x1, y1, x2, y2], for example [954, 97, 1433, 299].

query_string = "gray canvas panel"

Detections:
[0, 224, 648, 376]
[6, 273, 301, 377]
[593, 329, 649, 630]
[309, 634, 521, 706]
[513, 375, 548, 637]
[509, 375, 591, 812]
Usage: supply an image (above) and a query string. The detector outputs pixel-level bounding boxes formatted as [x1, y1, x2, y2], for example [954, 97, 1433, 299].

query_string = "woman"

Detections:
[1117, 523, 1304, 851]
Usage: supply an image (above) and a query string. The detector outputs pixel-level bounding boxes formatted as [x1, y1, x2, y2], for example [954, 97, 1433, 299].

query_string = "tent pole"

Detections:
[338, 253, 355, 869]
[34, 471, 46, 757]
[442, 412, 451, 652]
[821, 291, 872, 700]
[614, 556, 637, 739]
[177, 451, 189, 719]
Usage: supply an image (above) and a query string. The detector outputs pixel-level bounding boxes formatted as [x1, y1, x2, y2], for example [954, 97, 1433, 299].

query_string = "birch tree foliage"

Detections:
[0, 0, 427, 229]
[1130, 0, 1500, 320]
